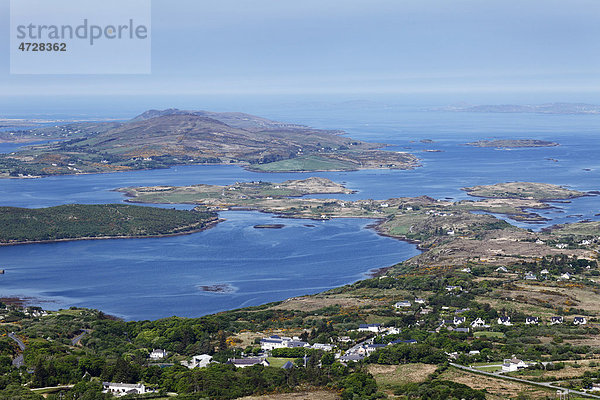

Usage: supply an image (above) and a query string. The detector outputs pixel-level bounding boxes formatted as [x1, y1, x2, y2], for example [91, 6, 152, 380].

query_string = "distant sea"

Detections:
[0, 105, 598, 320]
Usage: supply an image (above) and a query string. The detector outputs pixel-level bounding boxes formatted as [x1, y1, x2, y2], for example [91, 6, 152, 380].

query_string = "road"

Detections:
[8, 332, 25, 367]
[71, 329, 91, 346]
[450, 363, 600, 399]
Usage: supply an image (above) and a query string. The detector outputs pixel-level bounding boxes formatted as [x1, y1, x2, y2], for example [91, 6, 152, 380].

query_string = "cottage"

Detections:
[453, 317, 466, 325]
[573, 317, 587, 325]
[227, 358, 270, 368]
[149, 349, 167, 360]
[102, 382, 147, 397]
[281, 361, 295, 370]
[495, 266, 508, 273]
[260, 335, 309, 351]
[365, 344, 387, 355]
[560, 272, 571, 280]
[358, 324, 381, 333]
[469, 350, 480, 356]
[550, 316, 564, 325]
[181, 354, 213, 369]
[461, 267, 472, 273]
[445, 286, 462, 292]
[414, 298, 426, 304]
[502, 357, 528, 372]
[471, 318, 487, 328]
[339, 353, 364, 363]
[497, 317, 512, 326]
[524, 272, 537, 281]
[540, 269, 549, 275]
[312, 343, 333, 351]
[525, 317, 539, 325]
[394, 300, 412, 308]
[381, 327, 401, 335]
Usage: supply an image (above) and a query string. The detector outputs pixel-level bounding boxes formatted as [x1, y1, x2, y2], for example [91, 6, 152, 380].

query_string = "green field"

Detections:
[267, 357, 297, 368]
[473, 331, 505, 339]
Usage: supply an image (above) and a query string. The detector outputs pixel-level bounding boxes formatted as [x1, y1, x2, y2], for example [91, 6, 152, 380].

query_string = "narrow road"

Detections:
[8, 332, 25, 367]
[450, 363, 600, 399]
[71, 329, 91, 346]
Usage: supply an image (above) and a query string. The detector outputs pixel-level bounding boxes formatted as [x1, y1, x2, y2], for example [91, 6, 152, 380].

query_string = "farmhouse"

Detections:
[497, 317, 512, 326]
[525, 317, 539, 325]
[181, 354, 213, 369]
[471, 318, 487, 328]
[502, 357, 528, 372]
[227, 358, 270, 368]
[149, 349, 167, 360]
[102, 382, 147, 397]
[573, 317, 587, 325]
[550, 316, 564, 325]
[358, 323, 381, 333]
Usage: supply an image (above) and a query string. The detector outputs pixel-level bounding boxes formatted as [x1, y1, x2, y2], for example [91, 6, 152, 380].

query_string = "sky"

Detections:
[1, 0, 600, 111]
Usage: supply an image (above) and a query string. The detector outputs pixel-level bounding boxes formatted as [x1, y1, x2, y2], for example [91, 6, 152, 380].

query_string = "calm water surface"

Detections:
[0, 108, 598, 319]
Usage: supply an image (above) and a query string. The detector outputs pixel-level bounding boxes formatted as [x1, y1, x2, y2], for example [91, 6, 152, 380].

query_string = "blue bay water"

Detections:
[0, 107, 598, 319]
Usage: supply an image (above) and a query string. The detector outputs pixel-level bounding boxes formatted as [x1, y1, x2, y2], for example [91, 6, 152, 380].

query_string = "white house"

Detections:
[102, 382, 147, 397]
[358, 324, 381, 333]
[524, 272, 537, 281]
[461, 267, 472, 273]
[573, 317, 587, 325]
[227, 358, 270, 368]
[312, 343, 334, 351]
[181, 354, 213, 369]
[445, 286, 462, 292]
[495, 266, 508, 273]
[414, 298, 426, 304]
[560, 272, 572, 280]
[260, 335, 309, 351]
[540, 269, 549, 275]
[149, 349, 167, 360]
[453, 317, 466, 325]
[394, 300, 412, 308]
[502, 357, 528, 372]
[471, 318, 487, 328]
[550, 316, 564, 325]
[381, 326, 401, 335]
[525, 317, 539, 325]
[498, 317, 512, 326]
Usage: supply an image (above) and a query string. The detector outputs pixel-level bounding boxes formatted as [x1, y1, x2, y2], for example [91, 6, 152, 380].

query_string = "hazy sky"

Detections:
[1, 0, 600, 101]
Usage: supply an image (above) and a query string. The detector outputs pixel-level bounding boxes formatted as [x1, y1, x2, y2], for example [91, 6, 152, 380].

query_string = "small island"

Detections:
[254, 224, 285, 229]
[118, 179, 596, 267]
[117, 177, 355, 204]
[465, 139, 559, 148]
[462, 182, 585, 201]
[0, 204, 218, 245]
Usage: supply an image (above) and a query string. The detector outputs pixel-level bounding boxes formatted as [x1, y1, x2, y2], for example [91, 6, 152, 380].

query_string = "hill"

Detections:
[0, 109, 418, 177]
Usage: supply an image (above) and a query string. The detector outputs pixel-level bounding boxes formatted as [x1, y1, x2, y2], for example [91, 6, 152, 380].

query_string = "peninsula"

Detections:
[0, 204, 217, 245]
